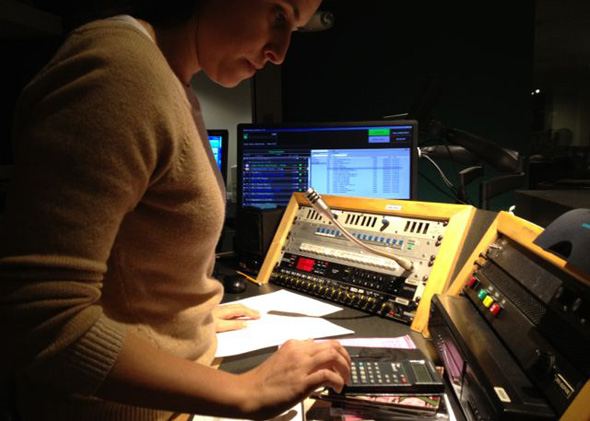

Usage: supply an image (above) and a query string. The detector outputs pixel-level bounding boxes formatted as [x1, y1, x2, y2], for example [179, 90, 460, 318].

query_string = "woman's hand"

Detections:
[213, 303, 260, 332]
[238, 339, 351, 420]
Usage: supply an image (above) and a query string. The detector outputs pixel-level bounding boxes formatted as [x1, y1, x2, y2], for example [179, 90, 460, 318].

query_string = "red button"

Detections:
[466, 276, 477, 288]
[490, 303, 501, 316]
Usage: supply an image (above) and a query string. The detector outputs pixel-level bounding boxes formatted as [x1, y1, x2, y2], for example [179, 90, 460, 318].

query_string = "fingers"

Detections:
[306, 368, 347, 394]
[309, 345, 351, 386]
[281, 339, 351, 393]
[215, 319, 249, 333]
[214, 303, 260, 320]
[312, 340, 351, 365]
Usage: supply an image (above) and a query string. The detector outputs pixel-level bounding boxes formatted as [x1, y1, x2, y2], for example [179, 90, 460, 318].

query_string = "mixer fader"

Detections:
[257, 193, 475, 331]
[270, 206, 447, 323]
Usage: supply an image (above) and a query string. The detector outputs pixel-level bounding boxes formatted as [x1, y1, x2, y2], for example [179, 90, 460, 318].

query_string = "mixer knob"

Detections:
[381, 302, 393, 314]
[344, 292, 354, 304]
[530, 349, 556, 380]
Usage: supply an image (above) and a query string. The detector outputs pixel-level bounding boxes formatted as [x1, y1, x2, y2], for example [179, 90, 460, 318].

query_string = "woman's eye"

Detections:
[275, 11, 286, 24]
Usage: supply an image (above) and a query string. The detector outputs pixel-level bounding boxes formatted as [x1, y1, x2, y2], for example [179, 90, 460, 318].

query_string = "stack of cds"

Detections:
[312, 391, 449, 420]
[309, 346, 451, 420]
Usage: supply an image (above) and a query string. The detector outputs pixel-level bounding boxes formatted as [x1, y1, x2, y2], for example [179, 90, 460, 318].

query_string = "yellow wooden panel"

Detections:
[410, 206, 475, 335]
[257, 195, 300, 283]
[561, 380, 590, 421]
[447, 217, 499, 296]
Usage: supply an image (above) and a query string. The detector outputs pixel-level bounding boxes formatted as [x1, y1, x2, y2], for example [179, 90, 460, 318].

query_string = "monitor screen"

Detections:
[207, 129, 229, 184]
[237, 120, 418, 209]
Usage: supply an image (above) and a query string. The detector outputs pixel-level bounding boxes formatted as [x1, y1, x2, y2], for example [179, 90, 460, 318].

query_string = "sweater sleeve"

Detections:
[0, 25, 178, 396]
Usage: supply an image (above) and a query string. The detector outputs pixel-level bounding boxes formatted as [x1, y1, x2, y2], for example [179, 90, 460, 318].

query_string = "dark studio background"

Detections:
[279, 0, 535, 206]
[2, 0, 590, 213]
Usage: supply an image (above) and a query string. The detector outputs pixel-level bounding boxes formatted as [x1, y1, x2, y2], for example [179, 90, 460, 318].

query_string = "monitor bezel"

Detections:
[207, 129, 229, 185]
[236, 120, 418, 210]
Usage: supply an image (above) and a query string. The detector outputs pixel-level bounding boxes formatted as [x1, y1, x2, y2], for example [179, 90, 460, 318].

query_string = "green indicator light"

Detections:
[368, 128, 390, 136]
[478, 289, 488, 300]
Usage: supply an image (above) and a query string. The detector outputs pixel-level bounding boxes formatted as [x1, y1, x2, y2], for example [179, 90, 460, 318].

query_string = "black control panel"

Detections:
[462, 236, 590, 417]
[430, 294, 556, 421]
[270, 252, 418, 323]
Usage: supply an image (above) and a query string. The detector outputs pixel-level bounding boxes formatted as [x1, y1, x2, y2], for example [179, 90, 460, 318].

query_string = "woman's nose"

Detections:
[264, 33, 292, 65]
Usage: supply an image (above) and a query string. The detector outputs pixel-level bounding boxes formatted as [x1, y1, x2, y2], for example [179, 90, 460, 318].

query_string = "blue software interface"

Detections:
[239, 123, 415, 209]
[208, 134, 223, 171]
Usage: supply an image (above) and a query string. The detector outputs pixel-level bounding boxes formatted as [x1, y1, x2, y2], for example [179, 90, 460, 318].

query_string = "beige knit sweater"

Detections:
[0, 18, 224, 420]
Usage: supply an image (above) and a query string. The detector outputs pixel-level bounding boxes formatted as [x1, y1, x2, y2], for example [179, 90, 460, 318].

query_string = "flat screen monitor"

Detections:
[207, 129, 229, 184]
[237, 120, 418, 209]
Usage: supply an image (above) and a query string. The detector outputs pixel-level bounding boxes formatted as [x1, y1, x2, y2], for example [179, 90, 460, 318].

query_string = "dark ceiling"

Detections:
[535, 0, 590, 78]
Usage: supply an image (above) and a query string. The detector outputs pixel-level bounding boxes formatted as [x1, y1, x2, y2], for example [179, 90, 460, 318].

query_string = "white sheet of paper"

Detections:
[223, 289, 344, 317]
[215, 290, 354, 358]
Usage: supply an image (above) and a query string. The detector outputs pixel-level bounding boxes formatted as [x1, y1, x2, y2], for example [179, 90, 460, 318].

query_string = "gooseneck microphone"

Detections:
[305, 188, 414, 272]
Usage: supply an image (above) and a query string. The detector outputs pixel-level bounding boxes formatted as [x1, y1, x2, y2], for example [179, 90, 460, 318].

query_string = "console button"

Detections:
[489, 303, 501, 316]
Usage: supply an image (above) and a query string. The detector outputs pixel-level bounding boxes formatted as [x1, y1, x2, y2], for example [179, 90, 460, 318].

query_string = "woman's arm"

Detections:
[97, 333, 350, 420]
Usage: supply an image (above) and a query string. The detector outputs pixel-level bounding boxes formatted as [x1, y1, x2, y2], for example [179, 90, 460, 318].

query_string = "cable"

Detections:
[442, 140, 475, 206]
[419, 171, 460, 202]
[421, 153, 455, 189]
[304, 188, 414, 272]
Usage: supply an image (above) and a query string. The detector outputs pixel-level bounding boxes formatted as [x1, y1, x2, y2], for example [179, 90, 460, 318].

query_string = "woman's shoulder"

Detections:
[26, 18, 180, 109]
[64, 19, 166, 77]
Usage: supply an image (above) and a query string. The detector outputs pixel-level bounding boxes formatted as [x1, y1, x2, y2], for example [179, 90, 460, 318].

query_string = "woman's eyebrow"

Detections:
[284, 0, 301, 22]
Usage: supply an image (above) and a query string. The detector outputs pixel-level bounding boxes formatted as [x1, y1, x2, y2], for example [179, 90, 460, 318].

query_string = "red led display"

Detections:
[296, 257, 315, 272]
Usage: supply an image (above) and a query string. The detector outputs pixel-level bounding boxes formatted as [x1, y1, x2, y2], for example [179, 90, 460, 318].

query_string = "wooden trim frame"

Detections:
[446, 212, 590, 421]
[257, 193, 476, 336]
[561, 380, 590, 421]
[447, 211, 590, 297]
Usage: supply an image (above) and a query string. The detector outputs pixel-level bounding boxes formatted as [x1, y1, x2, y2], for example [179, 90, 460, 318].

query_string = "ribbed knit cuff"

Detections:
[57, 315, 127, 396]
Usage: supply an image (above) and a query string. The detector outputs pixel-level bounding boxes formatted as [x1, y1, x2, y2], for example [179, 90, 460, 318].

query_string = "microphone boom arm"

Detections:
[305, 188, 414, 272]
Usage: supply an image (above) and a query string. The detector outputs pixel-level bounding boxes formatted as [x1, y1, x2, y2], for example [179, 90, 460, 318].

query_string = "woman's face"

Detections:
[196, 0, 322, 87]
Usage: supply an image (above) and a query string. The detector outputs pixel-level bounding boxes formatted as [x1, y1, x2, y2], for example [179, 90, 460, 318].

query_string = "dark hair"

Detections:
[118, 0, 202, 27]
[75, 0, 202, 29]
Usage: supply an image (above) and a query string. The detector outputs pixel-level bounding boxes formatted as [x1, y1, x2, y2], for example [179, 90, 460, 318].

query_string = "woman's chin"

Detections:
[206, 69, 252, 88]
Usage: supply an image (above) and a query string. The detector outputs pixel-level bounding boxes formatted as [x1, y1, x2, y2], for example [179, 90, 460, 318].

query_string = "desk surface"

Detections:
[218, 281, 465, 420]
[213, 207, 499, 420]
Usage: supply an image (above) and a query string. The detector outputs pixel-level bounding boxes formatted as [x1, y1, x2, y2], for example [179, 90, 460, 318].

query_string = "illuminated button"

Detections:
[466, 276, 477, 288]
[483, 296, 494, 308]
[380, 237, 385, 242]
[392, 239, 397, 244]
[489, 303, 501, 316]
[477, 289, 488, 300]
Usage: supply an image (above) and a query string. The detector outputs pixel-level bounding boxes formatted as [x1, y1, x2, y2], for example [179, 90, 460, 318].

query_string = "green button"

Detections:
[478, 289, 488, 300]
[368, 128, 390, 136]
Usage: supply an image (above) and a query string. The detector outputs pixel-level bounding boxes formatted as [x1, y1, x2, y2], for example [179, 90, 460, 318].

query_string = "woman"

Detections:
[0, 0, 350, 420]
